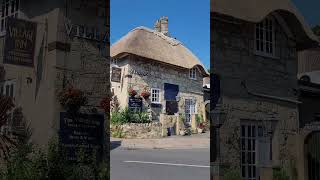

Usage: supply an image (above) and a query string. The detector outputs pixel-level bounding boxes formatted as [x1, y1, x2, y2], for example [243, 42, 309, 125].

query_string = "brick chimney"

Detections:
[154, 16, 169, 36]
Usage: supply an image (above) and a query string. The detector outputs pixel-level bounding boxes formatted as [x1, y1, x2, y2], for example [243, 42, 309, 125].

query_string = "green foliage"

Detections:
[111, 107, 151, 125]
[223, 169, 242, 180]
[0, 137, 110, 180]
[179, 113, 185, 122]
[111, 110, 127, 125]
[131, 111, 150, 123]
[273, 167, 290, 180]
[196, 114, 203, 124]
[112, 125, 125, 138]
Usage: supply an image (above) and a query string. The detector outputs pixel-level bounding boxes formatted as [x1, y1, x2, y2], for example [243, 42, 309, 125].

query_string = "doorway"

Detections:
[306, 131, 320, 180]
[185, 99, 196, 124]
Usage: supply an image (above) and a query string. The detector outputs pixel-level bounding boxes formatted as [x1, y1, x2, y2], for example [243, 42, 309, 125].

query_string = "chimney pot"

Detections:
[154, 16, 169, 36]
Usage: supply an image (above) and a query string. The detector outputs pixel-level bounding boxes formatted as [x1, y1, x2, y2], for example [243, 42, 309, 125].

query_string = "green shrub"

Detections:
[111, 107, 151, 124]
[121, 107, 132, 123]
[273, 167, 290, 180]
[111, 111, 126, 125]
[0, 137, 110, 180]
[131, 111, 150, 123]
[223, 169, 242, 180]
[112, 126, 125, 138]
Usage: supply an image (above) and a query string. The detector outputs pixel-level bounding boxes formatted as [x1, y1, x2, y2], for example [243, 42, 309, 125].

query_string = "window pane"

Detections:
[16, 0, 19, 10]
[5, 85, 9, 96]
[1, 19, 3, 31]
[252, 126, 256, 137]
[11, 0, 14, 13]
[241, 125, 245, 137]
[242, 166, 246, 177]
[10, 84, 13, 97]
[1, 5, 4, 17]
[5, 3, 8, 16]
[242, 152, 246, 164]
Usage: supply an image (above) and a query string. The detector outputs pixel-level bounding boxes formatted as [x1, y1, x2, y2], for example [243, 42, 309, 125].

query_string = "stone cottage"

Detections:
[0, 0, 108, 147]
[298, 47, 320, 180]
[111, 17, 209, 129]
[211, 0, 319, 179]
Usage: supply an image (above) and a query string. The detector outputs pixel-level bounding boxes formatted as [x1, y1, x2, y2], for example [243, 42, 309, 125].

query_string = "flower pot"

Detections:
[197, 128, 203, 134]
[180, 130, 185, 136]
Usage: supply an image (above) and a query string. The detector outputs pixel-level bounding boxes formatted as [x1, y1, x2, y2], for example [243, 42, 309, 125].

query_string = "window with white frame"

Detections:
[111, 58, 118, 65]
[0, 79, 15, 99]
[1, 0, 19, 34]
[151, 88, 160, 104]
[240, 121, 273, 180]
[189, 68, 197, 80]
[255, 17, 275, 57]
[0, 79, 16, 136]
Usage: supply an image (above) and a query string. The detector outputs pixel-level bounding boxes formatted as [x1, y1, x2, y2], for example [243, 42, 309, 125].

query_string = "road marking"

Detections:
[124, 161, 210, 168]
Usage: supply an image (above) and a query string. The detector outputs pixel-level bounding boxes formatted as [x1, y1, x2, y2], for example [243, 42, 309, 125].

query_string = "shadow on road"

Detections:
[111, 141, 122, 150]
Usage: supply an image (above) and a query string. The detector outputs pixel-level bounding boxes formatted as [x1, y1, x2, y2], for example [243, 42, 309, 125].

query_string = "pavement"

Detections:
[111, 147, 210, 180]
[110, 131, 210, 150]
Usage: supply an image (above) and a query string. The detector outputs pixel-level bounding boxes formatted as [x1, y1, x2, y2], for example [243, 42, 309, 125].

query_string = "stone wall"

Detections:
[112, 122, 162, 138]
[128, 55, 204, 121]
[212, 13, 300, 178]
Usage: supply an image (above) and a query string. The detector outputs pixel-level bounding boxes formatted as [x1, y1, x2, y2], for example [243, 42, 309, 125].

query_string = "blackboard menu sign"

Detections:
[128, 97, 142, 110]
[59, 112, 105, 162]
[111, 67, 121, 82]
[166, 101, 178, 115]
[4, 17, 37, 67]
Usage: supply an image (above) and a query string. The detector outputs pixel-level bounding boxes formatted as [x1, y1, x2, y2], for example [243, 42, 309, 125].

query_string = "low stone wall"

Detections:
[112, 122, 162, 138]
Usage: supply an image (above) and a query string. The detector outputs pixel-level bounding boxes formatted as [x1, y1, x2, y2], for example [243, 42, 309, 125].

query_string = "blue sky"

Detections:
[110, 0, 210, 69]
[292, 0, 320, 27]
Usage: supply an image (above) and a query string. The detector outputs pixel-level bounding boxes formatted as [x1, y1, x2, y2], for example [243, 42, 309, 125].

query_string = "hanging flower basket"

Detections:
[58, 86, 87, 114]
[141, 91, 150, 99]
[100, 97, 110, 113]
[128, 88, 137, 97]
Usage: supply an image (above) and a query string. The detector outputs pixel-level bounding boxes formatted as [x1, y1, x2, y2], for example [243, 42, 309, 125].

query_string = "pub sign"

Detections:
[4, 17, 37, 67]
[128, 97, 142, 111]
[111, 67, 122, 82]
[59, 112, 105, 161]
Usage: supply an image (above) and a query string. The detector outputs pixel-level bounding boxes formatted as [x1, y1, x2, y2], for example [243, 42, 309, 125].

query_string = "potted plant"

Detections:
[196, 114, 205, 133]
[197, 123, 205, 133]
[140, 90, 150, 100]
[128, 88, 137, 97]
[58, 86, 87, 114]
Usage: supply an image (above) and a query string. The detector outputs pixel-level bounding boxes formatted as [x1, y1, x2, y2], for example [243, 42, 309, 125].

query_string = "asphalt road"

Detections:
[111, 147, 210, 180]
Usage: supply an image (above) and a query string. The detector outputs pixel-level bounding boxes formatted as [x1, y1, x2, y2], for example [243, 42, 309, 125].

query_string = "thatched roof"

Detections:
[111, 27, 209, 76]
[211, 0, 319, 49]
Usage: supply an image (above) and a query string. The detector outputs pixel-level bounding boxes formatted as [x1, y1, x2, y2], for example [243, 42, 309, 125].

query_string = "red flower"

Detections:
[198, 123, 205, 129]
[141, 91, 150, 99]
[128, 88, 137, 97]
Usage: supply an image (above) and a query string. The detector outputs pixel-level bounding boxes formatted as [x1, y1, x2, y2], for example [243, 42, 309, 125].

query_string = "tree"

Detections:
[312, 25, 320, 36]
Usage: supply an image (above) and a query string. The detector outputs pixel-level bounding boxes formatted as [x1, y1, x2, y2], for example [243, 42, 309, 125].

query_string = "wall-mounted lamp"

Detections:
[26, 77, 32, 84]
[211, 104, 227, 128]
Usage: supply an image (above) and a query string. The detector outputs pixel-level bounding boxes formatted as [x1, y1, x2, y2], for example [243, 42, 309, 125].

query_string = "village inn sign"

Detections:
[65, 20, 109, 42]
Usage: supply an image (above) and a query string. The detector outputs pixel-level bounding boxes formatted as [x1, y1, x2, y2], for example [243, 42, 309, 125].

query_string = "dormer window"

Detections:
[1, 0, 19, 35]
[189, 68, 197, 80]
[255, 17, 275, 57]
[111, 58, 118, 65]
